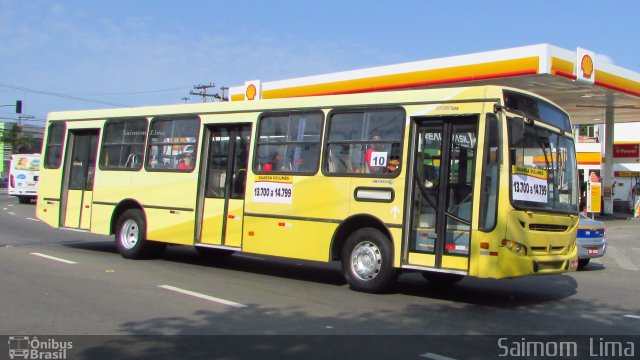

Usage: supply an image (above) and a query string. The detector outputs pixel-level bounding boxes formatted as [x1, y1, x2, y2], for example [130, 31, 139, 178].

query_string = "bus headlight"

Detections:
[502, 239, 527, 255]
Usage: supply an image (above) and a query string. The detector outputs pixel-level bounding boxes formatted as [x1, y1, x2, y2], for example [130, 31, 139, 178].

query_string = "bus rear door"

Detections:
[60, 129, 99, 229]
[406, 116, 478, 273]
[196, 124, 251, 249]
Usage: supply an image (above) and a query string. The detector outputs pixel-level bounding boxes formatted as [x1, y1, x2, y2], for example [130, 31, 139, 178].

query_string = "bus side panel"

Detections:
[145, 208, 196, 245]
[243, 176, 350, 261]
[90, 169, 133, 235]
[468, 229, 501, 277]
[349, 176, 406, 267]
[90, 204, 115, 235]
[36, 167, 62, 228]
[243, 216, 338, 261]
[132, 172, 198, 245]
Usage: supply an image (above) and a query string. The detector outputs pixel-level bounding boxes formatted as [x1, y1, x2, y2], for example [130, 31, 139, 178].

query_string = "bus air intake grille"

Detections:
[530, 246, 566, 255]
[528, 224, 568, 232]
[535, 260, 566, 273]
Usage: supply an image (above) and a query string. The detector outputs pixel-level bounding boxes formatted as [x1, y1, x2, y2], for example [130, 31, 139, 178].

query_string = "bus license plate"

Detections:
[587, 248, 599, 255]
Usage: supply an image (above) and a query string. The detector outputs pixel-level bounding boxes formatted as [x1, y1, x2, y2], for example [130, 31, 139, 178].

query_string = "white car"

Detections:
[576, 213, 607, 269]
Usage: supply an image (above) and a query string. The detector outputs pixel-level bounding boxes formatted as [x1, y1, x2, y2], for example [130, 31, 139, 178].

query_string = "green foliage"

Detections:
[0, 123, 32, 153]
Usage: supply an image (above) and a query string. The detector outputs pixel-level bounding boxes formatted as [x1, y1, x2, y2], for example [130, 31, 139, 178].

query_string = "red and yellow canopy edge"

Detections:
[233, 57, 539, 101]
[551, 57, 640, 97]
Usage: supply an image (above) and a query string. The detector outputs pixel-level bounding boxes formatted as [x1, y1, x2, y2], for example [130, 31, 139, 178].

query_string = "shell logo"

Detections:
[246, 84, 257, 100]
[581, 54, 594, 79]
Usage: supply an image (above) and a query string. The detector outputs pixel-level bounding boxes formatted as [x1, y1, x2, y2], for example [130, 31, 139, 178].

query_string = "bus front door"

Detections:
[60, 130, 99, 229]
[197, 124, 251, 248]
[407, 117, 478, 273]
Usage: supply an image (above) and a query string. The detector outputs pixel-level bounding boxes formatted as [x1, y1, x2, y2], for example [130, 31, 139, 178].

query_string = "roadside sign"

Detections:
[587, 181, 601, 213]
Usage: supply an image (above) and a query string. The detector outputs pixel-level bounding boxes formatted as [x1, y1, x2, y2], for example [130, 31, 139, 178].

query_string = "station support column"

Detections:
[602, 102, 615, 215]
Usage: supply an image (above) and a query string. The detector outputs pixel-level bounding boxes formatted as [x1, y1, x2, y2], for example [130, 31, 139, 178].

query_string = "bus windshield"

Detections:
[508, 117, 579, 214]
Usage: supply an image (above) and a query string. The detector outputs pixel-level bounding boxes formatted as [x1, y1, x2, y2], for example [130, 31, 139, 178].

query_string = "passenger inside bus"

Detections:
[177, 153, 194, 170]
[365, 134, 387, 174]
[423, 164, 438, 188]
[262, 152, 283, 171]
[386, 158, 400, 173]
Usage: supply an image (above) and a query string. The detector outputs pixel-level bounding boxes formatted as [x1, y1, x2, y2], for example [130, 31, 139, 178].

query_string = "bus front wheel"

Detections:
[341, 228, 397, 293]
[115, 209, 166, 259]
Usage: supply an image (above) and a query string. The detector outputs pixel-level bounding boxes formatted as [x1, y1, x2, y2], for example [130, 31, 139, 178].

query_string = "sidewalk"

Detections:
[594, 212, 635, 221]
[593, 212, 640, 229]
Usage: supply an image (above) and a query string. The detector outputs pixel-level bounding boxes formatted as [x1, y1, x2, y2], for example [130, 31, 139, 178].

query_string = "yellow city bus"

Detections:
[36, 86, 580, 293]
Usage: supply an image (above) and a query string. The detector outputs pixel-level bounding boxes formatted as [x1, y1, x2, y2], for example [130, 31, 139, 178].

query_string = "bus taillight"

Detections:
[9, 174, 14, 188]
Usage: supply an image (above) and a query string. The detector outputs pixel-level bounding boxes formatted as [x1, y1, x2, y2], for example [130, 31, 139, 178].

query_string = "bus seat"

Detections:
[125, 154, 137, 168]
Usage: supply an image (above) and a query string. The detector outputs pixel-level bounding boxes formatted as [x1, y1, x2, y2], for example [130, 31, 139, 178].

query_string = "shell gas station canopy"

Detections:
[230, 43, 640, 125]
[230, 44, 640, 215]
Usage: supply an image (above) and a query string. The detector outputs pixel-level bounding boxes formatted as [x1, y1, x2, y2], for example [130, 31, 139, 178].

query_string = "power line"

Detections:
[189, 83, 228, 102]
[0, 82, 130, 107]
[70, 85, 192, 96]
[0, 116, 45, 123]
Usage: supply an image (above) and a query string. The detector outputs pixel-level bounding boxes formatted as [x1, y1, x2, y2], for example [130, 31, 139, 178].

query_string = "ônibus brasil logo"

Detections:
[7, 336, 73, 360]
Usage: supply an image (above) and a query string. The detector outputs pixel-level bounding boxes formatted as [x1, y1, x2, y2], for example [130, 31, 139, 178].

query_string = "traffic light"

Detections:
[15, 100, 22, 114]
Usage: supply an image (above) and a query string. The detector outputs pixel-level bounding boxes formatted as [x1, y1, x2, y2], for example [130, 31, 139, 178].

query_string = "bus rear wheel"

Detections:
[115, 209, 166, 259]
[341, 228, 397, 293]
[17, 196, 31, 204]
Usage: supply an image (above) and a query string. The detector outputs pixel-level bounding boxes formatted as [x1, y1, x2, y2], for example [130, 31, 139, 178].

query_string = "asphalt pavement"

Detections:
[1, 192, 638, 359]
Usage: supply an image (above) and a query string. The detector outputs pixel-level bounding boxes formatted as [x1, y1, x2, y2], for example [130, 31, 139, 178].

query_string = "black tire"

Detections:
[422, 271, 465, 285]
[115, 209, 166, 259]
[18, 196, 31, 204]
[577, 258, 590, 270]
[341, 227, 397, 293]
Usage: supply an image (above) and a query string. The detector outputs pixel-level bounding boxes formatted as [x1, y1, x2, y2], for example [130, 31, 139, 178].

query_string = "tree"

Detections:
[0, 123, 32, 153]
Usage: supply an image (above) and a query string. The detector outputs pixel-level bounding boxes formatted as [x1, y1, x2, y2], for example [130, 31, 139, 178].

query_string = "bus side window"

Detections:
[325, 108, 404, 176]
[255, 112, 322, 174]
[146, 116, 199, 172]
[100, 117, 147, 171]
[479, 113, 500, 231]
[44, 122, 66, 169]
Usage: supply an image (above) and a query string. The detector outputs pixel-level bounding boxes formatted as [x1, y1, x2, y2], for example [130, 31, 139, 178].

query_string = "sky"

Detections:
[1, 0, 640, 126]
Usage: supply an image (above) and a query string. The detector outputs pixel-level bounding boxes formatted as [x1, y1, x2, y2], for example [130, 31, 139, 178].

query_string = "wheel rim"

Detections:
[119, 219, 139, 250]
[350, 241, 382, 281]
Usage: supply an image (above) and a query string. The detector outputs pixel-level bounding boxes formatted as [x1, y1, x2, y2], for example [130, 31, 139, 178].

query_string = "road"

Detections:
[1, 192, 639, 358]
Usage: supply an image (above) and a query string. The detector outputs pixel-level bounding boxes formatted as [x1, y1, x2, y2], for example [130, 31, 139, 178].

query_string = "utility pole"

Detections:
[17, 115, 35, 127]
[219, 87, 229, 102]
[189, 83, 228, 103]
[190, 83, 217, 103]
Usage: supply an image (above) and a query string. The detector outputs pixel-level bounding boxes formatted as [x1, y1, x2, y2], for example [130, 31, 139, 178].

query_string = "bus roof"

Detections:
[45, 85, 553, 121]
